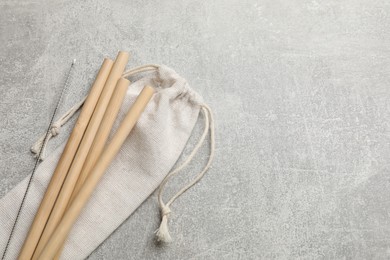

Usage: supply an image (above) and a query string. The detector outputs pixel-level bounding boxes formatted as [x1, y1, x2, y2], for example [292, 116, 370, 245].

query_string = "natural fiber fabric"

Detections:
[0, 65, 208, 259]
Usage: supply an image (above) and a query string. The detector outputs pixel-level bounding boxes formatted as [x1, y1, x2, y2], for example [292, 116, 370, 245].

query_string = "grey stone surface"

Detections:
[1, 0, 390, 259]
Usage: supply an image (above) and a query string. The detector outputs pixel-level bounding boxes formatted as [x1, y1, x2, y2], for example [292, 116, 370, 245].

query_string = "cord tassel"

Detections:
[155, 206, 172, 243]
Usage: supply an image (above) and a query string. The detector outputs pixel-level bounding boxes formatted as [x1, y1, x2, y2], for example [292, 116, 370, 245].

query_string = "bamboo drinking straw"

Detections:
[53, 78, 130, 259]
[38, 86, 155, 260]
[32, 51, 129, 259]
[71, 78, 130, 201]
[18, 58, 114, 260]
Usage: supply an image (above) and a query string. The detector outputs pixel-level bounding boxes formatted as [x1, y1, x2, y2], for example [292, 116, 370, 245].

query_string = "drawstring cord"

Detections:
[122, 64, 159, 78]
[31, 97, 86, 160]
[155, 105, 215, 243]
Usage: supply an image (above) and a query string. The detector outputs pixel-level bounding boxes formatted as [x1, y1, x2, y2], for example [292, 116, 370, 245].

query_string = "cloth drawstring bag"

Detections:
[0, 64, 215, 259]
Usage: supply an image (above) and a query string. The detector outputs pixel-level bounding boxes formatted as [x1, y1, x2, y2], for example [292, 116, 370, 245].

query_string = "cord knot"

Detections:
[161, 206, 171, 217]
[50, 123, 61, 136]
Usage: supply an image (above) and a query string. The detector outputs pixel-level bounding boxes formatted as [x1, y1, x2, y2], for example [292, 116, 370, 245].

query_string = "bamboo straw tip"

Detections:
[118, 77, 131, 84]
[103, 58, 114, 65]
[117, 51, 130, 58]
[140, 85, 155, 99]
[143, 85, 155, 93]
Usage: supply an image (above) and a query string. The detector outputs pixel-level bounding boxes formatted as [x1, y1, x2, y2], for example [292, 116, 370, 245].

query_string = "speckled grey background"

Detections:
[1, 0, 390, 259]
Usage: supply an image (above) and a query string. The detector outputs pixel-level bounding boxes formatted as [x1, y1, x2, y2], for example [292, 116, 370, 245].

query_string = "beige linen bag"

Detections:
[0, 64, 215, 259]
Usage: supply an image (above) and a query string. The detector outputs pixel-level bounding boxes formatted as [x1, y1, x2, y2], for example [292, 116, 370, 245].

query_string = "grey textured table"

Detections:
[1, 0, 390, 259]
